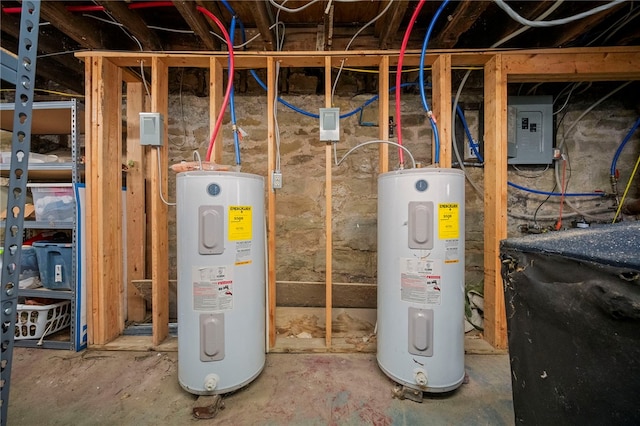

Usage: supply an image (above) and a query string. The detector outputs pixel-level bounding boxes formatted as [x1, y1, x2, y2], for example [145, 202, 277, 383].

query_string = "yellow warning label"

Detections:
[228, 206, 252, 241]
[438, 203, 459, 239]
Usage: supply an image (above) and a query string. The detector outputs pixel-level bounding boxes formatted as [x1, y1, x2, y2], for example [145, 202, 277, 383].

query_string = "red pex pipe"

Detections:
[127, 2, 174, 10]
[395, 0, 426, 168]
[3, 2, 173, 14]
[196, 6, 235, 163]
[65, 5, 105, 13]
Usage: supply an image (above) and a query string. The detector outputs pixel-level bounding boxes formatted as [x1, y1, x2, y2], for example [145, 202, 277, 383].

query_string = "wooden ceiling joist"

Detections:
[376, 0, 409, 50]
[39, 1, 107, 49]
[247, 0, 277, 51]
[0, 13, 85, 77]
[547, 3, 627, 48]
[431, 1, 493, 48]
[96, 1, 163, 51]
[172, 1, 221, 51]
[3, 0, 638, 90]
[34, 58, 84, 94]
[491, 1, 558, 47]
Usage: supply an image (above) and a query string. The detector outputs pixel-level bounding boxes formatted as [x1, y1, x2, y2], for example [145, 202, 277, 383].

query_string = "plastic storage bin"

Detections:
[15, 301, 71, 340]
[29, 184, 75, 222]
[33, 242, 73, 290]
[0, 245, 40, 288]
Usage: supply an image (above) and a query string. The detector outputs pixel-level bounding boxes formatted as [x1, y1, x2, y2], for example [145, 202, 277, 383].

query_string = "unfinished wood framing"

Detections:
[83, 59, 94, 344]
[431, 54, 452, 167]
[483, 55, 508, 350]
[86, 57, 124, 345]
[210, 58, 224, 163]
[267, 57, 277, 347]
[77, 46, 640, 351]
[149, 57, 170, 345]
[324, 56, 333, 348]
[125, 82, 147, 323]
[378, 56, 390, 173]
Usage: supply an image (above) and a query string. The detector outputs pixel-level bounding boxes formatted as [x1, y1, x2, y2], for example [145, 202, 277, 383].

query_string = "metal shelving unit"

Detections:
[1, 99, 84, 351]
[1, 3, 41, 422]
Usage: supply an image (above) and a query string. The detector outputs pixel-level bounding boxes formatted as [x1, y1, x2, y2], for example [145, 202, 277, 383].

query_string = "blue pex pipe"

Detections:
[508, 181, 605, 197]
[456, 105, 482, 162]
[219, 0, 243, 165]
[419, 0, 450, 164]
[228, 17, 241, 165]
[610, 117, 640, 176]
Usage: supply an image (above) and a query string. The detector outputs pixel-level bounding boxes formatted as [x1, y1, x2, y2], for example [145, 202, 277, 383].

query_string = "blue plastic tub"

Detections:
[33, 242, 73, 290]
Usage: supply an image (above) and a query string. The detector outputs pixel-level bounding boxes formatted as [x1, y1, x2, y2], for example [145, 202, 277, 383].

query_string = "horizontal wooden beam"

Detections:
[505, 50, 640, 82]
[76, 47, 640, 75]
[91, 327, 503, 354]
[70, 48, 491, 69]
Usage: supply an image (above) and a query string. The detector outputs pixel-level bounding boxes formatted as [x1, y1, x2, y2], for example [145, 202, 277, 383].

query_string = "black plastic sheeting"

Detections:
[501, 222, 640, 269]
[500, 222, 640, 425]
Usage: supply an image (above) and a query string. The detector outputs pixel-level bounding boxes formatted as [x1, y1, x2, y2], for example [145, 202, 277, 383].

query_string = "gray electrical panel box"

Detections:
[140, 112, 164, 146]
[507, 96, 553, 165]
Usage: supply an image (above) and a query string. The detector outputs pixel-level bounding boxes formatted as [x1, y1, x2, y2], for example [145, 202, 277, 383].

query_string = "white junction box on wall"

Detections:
[140, 112, 164, 146]
[319, 107, 340, 142]
[507, 96, 553, 165]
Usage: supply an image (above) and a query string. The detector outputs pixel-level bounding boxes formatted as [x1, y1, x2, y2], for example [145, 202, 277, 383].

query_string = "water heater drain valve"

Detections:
[414, 370, 428, 387]
[204, 374, 220, 392]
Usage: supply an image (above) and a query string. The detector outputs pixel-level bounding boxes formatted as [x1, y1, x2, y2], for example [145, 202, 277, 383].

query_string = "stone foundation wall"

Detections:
[160, 74, 639, 307]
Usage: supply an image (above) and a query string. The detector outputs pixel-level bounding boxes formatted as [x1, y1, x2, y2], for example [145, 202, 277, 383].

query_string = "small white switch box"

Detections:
[319, 108, 340, 142]
[140, 112, 164, 146]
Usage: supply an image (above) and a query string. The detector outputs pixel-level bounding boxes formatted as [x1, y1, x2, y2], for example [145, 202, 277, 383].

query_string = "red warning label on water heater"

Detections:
[192, 265, 234, 311]
[399, 258, 442, 305]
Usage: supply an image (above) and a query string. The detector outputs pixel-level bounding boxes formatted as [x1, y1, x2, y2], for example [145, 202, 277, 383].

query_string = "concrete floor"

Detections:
[7, 348, 514, 425]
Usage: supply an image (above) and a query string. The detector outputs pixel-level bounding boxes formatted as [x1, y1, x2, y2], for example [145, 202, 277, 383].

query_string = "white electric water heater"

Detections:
[377, 168, 465, 393]
[176, 171, 266, 395]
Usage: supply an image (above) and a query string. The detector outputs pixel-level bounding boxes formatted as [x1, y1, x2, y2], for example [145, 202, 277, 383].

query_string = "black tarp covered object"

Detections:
[500, 222, 640, 425]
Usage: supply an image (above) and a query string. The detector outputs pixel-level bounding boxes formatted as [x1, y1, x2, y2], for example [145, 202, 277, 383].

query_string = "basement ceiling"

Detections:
[1, 1, 639, 94]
